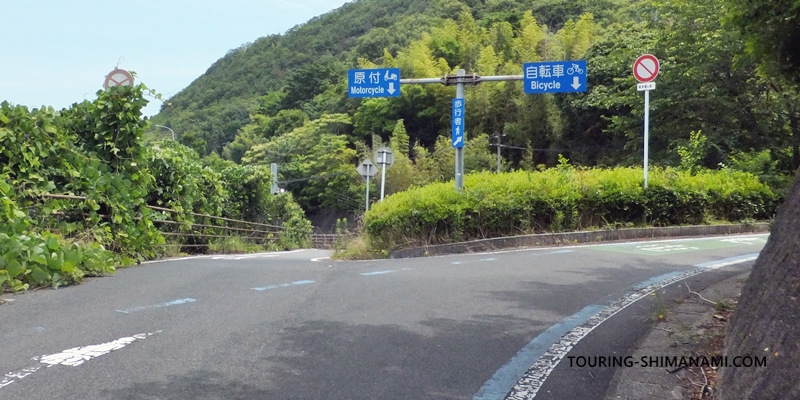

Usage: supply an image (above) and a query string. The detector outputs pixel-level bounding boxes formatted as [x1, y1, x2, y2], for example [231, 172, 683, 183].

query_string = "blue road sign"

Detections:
[523, 60, 587, 94]
[348, 68, 401, 98]
[451, 98, 465, 148]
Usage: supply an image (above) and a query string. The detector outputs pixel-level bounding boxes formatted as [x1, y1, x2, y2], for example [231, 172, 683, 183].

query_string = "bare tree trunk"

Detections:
[719, 170, 800, 399]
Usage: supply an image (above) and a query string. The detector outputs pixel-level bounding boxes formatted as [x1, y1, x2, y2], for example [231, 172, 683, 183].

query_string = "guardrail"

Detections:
[311, 234, 342, 249]
[37, 193, 287, 250]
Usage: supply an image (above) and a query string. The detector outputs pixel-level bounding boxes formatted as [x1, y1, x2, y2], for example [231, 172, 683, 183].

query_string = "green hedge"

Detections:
[364, 167, 778, 249]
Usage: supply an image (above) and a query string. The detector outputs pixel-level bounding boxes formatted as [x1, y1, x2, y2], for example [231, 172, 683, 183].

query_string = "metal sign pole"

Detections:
[455, 69, 465, 192]
[643, 89, 650, 189]
[380, 164, 387, 201]
[366, 169, 370, 211]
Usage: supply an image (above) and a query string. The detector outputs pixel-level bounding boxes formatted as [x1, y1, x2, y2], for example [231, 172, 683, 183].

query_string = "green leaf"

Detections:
[64, 248, 82, 268]
[33, 254, 47, 265]
[46, 237, 59, 251]
[5, 259, 25, 277]
[48, 253, 62, 270]
[31, 266, 50, 283]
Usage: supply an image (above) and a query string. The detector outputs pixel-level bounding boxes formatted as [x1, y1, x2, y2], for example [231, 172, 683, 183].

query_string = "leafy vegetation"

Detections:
[1, 85, 311, 292]
[364, 165, 777, 250]
[149, 0, 797, 220]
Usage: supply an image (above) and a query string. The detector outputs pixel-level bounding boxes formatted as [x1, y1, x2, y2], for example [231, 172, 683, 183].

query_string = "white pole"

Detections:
[366, 169, 370, 212]
[380, 164, 387, 201]
[643, 89, 650, 189]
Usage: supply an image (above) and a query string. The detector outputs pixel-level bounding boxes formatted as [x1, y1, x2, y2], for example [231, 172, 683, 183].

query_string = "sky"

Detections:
[0, 0, 349, 117]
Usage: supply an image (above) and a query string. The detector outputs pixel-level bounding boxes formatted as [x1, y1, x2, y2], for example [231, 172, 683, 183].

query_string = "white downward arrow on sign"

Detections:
[571, 76, 581, 90]
[387, 82, 396, 94]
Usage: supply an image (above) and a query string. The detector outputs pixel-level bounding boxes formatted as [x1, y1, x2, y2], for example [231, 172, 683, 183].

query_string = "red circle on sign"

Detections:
[633, 54, 660, 83]
[103, 68, 134, 89]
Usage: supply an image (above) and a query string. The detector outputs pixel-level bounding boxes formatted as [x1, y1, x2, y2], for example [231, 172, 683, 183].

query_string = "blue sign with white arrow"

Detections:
[451, 98, 465, 148]
[523, 60, 587, 94]
[348, 68, 401, 98]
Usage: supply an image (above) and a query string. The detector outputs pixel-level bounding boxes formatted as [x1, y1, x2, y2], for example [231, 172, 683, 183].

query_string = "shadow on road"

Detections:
[106, 313, 547, 400]
[104, 370, 271, 399]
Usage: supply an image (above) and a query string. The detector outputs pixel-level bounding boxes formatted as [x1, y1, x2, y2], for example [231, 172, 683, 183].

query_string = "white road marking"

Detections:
[503, 254, 759, 399]
[0, 331, 161, 390]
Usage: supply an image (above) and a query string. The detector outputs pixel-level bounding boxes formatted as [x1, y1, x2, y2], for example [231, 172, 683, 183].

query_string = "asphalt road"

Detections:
[0, 234, 767, 399]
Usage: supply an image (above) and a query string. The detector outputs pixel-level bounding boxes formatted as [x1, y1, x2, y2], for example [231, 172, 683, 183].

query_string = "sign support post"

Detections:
[633, 54, 660, 189]
[643, 89, 650, 189]
[348, 61, 588, 193]
[357, 159, 378, 212]
[455, 69, 465, 192]
[375, 147, 394, 201]
[365, 172, 370, 211]
[380, 162, 386, 200]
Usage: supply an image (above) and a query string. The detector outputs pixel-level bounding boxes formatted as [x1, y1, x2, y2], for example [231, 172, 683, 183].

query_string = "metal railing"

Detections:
[37, 193, 288, 249]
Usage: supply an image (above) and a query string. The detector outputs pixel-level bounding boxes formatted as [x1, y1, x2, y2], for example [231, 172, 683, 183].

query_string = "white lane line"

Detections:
[413, 233, 770, 261]
[311, 257, 331, 262]
[116, 298, 196, 314]
[251, 280, 316, 291]
[0, 331, 161, 390]
[143, 249, 308, 264]
[503, 253, 759, 399]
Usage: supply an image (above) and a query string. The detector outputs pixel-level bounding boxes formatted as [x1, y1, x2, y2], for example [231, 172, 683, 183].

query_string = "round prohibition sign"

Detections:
[103, 68, 135, 89]
[633, 54, 660, 83]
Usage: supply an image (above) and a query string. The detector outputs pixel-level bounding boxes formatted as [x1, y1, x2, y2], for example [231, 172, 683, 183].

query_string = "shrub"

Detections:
[364, 167, 776, 250]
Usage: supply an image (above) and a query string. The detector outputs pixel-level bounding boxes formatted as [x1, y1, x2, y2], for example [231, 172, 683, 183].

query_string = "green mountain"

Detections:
[151, 0, 800, 216]
[150, 0, 625, 156]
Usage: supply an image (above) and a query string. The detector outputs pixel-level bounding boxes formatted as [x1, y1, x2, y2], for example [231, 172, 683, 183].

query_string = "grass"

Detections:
[208, 237, 267, 254]
[333, 236, 388, 260]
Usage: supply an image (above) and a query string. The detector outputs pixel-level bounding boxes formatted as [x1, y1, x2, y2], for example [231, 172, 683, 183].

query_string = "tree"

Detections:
[726, 0, 800, 83]
[718, 1, 800, 398]
[385, 120, 415, 194]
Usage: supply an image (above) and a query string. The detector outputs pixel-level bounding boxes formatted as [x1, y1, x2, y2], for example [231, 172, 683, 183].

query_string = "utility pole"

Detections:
[270, 163, 279, 195]
[493, 133, 506, 173]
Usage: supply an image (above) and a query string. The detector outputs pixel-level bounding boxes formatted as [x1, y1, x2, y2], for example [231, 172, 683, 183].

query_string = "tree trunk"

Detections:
[719, 170, 800, 399]
[789, 112, 800, 170]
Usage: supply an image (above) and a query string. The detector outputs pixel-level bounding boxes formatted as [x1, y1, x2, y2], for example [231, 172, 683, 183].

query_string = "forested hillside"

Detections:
[151, 0, 800, 216]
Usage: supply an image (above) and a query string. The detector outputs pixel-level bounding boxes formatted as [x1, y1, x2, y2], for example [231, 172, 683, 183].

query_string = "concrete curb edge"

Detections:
[388, 223, 771, 259]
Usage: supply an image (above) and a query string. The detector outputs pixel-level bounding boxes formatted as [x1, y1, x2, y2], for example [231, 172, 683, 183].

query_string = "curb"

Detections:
[388, 223, 770, 258]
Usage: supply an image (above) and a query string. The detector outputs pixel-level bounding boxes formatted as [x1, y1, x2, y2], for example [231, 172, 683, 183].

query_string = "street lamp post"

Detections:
[154, 124, 175, 140]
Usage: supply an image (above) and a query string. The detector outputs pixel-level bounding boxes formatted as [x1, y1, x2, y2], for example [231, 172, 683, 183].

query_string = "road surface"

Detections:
[0, 234, 767, 399]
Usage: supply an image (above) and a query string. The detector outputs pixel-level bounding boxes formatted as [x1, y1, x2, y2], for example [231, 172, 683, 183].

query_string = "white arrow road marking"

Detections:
[0, 331, 162, 390]
[571, 76, 581, 90]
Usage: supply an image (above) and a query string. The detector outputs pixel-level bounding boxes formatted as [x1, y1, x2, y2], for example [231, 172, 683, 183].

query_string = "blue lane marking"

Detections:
[251, 280, 316, 291]
[473, 305, 604, 400]
[633, 271, 685, 290]
[360, 268, 410, 276]
[452, 262, 462, 265]
[479, 252, 762, 399]
[117, 298, 197, 314]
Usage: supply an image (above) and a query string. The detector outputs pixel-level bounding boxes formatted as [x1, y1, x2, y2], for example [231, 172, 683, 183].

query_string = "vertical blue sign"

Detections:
[523, 60, 587, 94]
[451, 98, 465, 148]
[348, 68, 401, 98]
